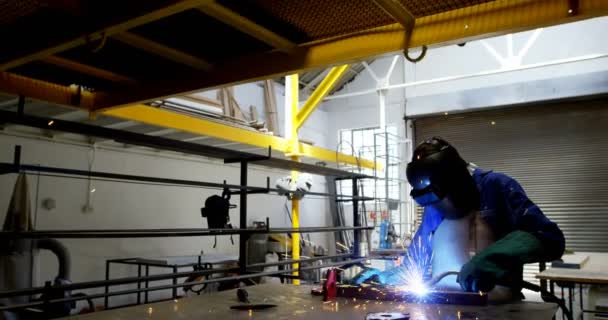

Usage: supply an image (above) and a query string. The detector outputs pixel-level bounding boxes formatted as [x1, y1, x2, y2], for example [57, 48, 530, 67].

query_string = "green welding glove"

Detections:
[457, 230, 545, 293]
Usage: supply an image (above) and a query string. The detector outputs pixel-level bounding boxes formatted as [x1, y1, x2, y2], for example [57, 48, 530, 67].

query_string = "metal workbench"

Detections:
[62, 284, 558, 319]
[104, 254, 238, 308]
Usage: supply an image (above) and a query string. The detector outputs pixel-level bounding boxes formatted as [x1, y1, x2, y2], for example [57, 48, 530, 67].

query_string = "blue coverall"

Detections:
[410, 168, 565, 277]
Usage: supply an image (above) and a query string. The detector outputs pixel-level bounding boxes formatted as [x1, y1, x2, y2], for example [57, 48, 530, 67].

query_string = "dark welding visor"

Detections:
[410, 185, 444, 206]
[406, 143, 465, 207]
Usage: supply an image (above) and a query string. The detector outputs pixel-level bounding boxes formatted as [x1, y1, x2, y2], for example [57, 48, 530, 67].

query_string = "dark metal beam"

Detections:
[0, 0, 215, 71]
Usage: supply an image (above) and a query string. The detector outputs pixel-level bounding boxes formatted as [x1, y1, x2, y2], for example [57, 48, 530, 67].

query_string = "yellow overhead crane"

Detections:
[1, 0, 605, 169]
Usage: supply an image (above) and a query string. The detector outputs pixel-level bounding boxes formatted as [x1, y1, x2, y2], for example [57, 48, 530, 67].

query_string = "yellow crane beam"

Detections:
[295, 64, 349, 130]
[95, 0, 608, 109]
[0, 72, 95, 109]
[101, 104, 379, 170]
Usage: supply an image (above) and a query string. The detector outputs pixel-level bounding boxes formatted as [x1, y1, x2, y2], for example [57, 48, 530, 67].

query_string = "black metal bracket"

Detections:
[568, 0, 579, 16]
[224, 146, 272, 164]
[17, 95, 25, 116]
[222, 177, 270, 196]
[0, 145, 21, 175]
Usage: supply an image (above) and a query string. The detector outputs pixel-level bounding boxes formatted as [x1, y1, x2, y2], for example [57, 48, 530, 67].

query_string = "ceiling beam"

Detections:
[54, 110, 88, 121]
[112, 32, 212, 71]
[42, 56, 137, 85]
[372, 0, 415, 30]
[296, 65, 349, 130]
[197, 1, 296, 53]
[0, 72, 95, 109]
[302, 69, 329, 93]
[0, 0, 212, 71]
[102, 104, 379, 169]
[94, 0, 608, 110]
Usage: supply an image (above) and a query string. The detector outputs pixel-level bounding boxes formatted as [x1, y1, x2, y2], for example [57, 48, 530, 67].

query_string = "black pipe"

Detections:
[1, 162, 370, 200]
[0, 226, 373, 239]
[0, 258, 367, 311]
[36, 238, 70, 280]
[352, 177, 360, 257]
[239, 160, 248, 274]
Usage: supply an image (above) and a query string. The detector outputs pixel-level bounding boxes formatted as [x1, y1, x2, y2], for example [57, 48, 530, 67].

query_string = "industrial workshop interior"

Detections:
[1, 1, 608, 319]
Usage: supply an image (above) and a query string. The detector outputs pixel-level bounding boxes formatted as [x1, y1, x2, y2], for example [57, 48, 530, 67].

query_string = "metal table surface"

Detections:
[63, 284, 558, 319]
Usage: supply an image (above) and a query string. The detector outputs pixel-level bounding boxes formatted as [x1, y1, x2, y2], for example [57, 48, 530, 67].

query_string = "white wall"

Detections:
[0, 77, 333, 309]
[324, 17, 608, 118]
[193, 81, 331, 150]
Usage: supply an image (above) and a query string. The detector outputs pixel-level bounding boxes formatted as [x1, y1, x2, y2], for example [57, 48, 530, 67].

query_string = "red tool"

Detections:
[322, 268, 338, 301]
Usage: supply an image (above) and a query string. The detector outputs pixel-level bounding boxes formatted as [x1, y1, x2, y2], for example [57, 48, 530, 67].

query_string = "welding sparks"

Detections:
[390, 234, 434, 298]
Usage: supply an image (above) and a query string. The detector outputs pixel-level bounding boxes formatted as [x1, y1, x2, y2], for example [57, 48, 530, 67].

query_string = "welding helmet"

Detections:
[406, 137, 479, 219]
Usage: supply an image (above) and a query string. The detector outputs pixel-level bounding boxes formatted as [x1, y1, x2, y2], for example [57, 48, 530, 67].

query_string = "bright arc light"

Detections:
[408, 279, 430, 297]
[398, 278, 429, 297]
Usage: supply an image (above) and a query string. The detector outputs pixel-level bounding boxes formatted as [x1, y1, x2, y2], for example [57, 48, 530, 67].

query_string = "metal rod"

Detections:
[16, 95, 24, 116]
[172, 266, 178, 299]
[145, 266, 149, 304]
[352, 177, 361, 257]
[580, 284, 584, 320]
[0, 254, 354, 299]
[0, 226, 373, 239]
[325, 53, 608, 101]
[1, 161, 367, 199]
[239, 160, 248, 274]
[104, 260, 110, 309]
[137, 264, 141, 305]
[0, 258, 366, 311]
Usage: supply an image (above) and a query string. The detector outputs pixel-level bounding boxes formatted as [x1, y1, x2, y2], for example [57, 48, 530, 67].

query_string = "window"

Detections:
[338, 126, 400, 201]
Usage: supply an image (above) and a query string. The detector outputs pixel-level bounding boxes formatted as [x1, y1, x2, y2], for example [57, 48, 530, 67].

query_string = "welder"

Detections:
[355, 137, 565, 301]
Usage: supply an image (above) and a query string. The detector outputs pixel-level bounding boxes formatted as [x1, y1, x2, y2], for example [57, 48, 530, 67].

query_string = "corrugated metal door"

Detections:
[413, 98, 608, 280]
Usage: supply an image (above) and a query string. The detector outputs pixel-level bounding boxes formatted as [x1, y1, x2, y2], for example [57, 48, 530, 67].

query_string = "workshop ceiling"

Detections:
[0, 0, 607, 112]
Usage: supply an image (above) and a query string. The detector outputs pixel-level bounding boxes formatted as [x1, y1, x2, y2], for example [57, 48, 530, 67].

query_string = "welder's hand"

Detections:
[351, 268, 383, 285]
[457, 230, 545, 292]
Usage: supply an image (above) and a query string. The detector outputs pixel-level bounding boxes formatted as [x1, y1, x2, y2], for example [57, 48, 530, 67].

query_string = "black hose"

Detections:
[36, 238, 70, 280]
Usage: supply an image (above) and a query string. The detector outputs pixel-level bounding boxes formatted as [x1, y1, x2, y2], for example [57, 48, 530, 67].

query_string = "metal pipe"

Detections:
[325, 53, 608, 101]
[35, 238, 70, 280]
[1, 162, 366, 200]
[352, 177, 361, 257]
[0, 258, 367, 311]
[239, 160, 248, 274]
[0, 254, 354, 299]
[0, 226, 373, 239]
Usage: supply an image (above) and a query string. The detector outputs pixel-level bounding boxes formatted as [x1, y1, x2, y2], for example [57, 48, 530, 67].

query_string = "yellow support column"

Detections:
[288, 73, 301, 285]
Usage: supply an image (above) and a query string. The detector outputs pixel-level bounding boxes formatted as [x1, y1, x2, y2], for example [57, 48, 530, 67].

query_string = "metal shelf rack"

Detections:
[0, 109, 377, 312]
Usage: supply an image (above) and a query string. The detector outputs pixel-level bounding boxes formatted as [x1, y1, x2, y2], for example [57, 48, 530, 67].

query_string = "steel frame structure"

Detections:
[1, 0, 605, 172]
[0, 110, 375, 312]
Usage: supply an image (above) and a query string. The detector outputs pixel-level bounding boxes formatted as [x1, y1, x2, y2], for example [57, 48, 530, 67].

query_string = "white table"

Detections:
[537, 253, 608, 319]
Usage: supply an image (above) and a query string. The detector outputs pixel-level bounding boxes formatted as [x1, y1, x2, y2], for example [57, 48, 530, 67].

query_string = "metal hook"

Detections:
[404, 45, 427, 63]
